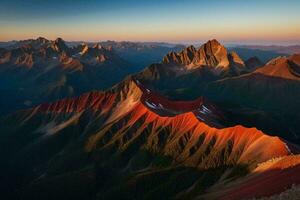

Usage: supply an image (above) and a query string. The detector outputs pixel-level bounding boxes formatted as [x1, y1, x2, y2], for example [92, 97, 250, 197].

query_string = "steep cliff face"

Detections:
[162, 39, 245, 75]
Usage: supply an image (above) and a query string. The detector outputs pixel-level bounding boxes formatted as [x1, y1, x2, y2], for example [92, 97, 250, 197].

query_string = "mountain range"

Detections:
[0, 38, 300, 200]
[0, 37, 182, 116]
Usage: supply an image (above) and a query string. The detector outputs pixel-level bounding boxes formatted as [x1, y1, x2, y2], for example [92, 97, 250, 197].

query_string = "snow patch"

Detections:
[202, 105, 212, 113]
[144, 100, 166, 111]
[158, 103, 164, 109]
[284, 142, 292, 154]
[199, 110, 206, 115]
[145, 101, 156, 109]
[197, 115, 205, 121]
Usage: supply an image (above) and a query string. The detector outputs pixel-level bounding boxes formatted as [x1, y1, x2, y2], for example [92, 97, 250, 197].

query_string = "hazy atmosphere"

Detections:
[1, 0, 300, 44]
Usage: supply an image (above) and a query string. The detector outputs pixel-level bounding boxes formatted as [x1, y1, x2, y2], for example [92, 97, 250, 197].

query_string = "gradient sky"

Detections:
[1, 0, 300, 44]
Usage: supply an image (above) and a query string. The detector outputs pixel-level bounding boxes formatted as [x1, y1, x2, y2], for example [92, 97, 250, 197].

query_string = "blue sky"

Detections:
[1, 0, 300, 44]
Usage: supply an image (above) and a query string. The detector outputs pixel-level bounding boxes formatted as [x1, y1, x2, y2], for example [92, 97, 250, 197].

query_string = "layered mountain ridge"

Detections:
[0, 37, 125, 70]
[1, 38, 300, 199]
[136, 39, 259, 95]
[0, 37, 186, 116]
[0, 77, 297, 200]
[0, 37, 139, 116]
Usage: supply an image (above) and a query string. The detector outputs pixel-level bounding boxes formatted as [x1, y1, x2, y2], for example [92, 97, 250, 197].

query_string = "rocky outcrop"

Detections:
[255, 54, 300, 80]
[162, 39, 245, 75]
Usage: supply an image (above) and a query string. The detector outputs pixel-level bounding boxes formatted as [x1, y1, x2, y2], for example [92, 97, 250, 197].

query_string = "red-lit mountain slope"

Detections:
[255, 54, 300, 80]
[0, 78, 296, 200]
[203, 54, 300, 144]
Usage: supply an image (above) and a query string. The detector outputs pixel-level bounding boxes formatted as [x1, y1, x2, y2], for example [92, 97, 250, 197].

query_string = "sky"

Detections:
[0, 0, 300, 45]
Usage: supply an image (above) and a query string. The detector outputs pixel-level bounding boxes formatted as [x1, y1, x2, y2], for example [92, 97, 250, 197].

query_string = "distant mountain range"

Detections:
[1, 38, 300, 200]
[4, 39, 300, 64]
[136, 39, 263, 95]
[1, 38, 185, 69]
[0, 37, 182, 115]
[237, 44, 300, 54]
[229, 44, 300, 63]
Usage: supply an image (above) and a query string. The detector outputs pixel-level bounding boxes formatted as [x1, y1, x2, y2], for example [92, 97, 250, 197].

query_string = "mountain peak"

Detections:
[36, 37, 48, 44]
[93, 43, 103, 49]
[52, 38, 68, 53]
[186, 45, 197, 52]
[207, 39, 221, 46]
[255, 54, 300, 80]
[228, 51, 245, 66]
[161, 39, 246, 75]
[54, 37, 64, 43]
[201, 39, 225, 52]
[80, 43, 89, 55]
[194, 39, 229, 70]
[245, 56, 263, 70]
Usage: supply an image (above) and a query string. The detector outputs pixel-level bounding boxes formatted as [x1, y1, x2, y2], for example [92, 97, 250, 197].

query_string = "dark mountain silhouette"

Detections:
[229, 47, 286, 63]
[99, 40, 185, 69]
[245, 56, 263, 70]
[238, 44, 300, 54]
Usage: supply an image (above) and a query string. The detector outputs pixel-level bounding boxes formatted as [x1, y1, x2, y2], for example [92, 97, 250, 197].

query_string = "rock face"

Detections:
[78, 43, 121, 65]
[255, 54, 300, 80]
[51, 38, 69, 53]
[162, 39, 245, 75]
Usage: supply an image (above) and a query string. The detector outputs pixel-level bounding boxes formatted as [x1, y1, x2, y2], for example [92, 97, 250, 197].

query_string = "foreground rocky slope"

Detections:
[0, 78, 298, 200]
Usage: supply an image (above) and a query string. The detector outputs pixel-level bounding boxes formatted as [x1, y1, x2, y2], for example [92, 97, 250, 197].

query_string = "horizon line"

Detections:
[1, 37, 300, 47]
